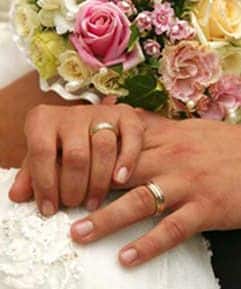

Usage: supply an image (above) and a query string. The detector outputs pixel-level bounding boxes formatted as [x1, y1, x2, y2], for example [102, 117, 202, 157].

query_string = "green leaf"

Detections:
[132, 0, 152, 11]
[128, 24, 140, 52]
[171, 0, 186, 17]
[110, 64, 123, 74]
[124, 74, 156, 95]
[118, 74, 168, 111]
[147, 57, 160, 69]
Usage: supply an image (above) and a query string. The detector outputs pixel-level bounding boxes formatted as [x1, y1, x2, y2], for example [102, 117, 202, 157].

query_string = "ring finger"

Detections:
[71, 174, 189, 243]
[86, 121, 118, 211]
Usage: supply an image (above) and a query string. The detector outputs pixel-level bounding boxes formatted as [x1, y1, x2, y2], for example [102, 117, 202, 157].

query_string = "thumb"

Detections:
[9, 157, 33, 203]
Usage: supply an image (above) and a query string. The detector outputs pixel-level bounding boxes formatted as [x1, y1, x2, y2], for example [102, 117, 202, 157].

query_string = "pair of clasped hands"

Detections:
[9, 102, 241, 267]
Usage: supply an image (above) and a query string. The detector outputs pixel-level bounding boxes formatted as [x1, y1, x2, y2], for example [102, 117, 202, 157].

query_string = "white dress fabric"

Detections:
[0, 2, 220, 289]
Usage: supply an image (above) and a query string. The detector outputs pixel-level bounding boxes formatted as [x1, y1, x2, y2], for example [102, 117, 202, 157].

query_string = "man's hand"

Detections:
[71, 114, 241, 267]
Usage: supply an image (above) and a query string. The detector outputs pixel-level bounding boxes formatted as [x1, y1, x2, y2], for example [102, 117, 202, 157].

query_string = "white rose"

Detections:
[58, 50, 93, 88]
[14, 4, 40, 39]
[92, 69, 128, 97]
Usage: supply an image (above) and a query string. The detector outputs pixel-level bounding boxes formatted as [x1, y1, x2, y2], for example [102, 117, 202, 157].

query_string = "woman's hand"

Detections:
[9, 104, 145, 215]
[71, 113, 241, 267]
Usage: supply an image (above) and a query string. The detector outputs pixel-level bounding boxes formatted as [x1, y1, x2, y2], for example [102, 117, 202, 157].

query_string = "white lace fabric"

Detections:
[0, 169, 220, 289]
[0, 203, 85, 289]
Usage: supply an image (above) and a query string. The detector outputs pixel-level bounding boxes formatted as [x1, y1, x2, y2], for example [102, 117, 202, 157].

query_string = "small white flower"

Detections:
[38, 0, 82, 34]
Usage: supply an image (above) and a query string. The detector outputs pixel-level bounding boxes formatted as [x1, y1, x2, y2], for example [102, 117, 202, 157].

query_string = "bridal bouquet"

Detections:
[12, 0, 241, 122]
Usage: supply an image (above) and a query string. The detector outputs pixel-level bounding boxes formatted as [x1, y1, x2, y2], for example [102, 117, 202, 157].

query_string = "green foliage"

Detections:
[132, 0, 153, 11]
[118, 74, 167, 111]
[146, 57, 160, 70]
[110, 64, 123, 74]
[171, 0, 186, 17]
[128, 25, 140, 52]
[28, 0, 39, 5]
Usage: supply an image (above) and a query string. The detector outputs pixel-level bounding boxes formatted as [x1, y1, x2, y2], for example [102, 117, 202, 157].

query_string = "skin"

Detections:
[9, 104, 145, 215]
[10, 105, 241, 268]
[70, 112, 241, 267]
[0, 71, 79, 168]
[4, 78, 241, 267]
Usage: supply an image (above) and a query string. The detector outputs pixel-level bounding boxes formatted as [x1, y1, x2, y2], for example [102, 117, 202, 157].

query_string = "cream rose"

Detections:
[92, 69, 128, 97]
[192, 0, 241, 41]
[58, 50, 93, 87]
[217, 45, 241, 76]
[14, 4, 40, 39]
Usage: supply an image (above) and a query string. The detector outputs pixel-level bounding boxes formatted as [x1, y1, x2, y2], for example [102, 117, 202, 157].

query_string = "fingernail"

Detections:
[41, 200, 55, 217]
[74, 220, 94, 238]
[115, 167, 128, 184]
[120, 248, 138, 264]
[86, 198, 99, 211]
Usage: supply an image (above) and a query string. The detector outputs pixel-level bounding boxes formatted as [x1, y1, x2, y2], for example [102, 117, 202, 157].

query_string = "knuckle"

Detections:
[117, 103, 132, 111]
[29, 141, 55, 160]
[162, 217, 187, 245]
[63, 148, 88, 169]
[132, 186, 155, 216]
[131, 122, 145, 137]
[138, 236, 161, 259]
[94, 135, 116, 156]
[25, 105, 51, 135]
[170, 143, 191, 156]
[26, 105, 49, 124]
[34, 178, 56, 196]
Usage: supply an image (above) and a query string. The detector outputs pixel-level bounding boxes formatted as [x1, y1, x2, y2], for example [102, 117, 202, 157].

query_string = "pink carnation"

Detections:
[144, 39, 161, 58]
[152, 2, 174, 35]
[136, 11, 152, 33]
[160, 41, 222, 103]
[199, 75, 241, 120]
[168, 19, 196, 42]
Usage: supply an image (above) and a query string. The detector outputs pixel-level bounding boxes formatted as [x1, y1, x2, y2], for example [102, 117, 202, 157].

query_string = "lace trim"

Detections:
[0, 203, 84, 289]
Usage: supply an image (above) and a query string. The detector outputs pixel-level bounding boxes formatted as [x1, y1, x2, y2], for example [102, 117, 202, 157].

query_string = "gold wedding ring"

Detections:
[146, 181, 166, 216]
[91, 122, 118, 136]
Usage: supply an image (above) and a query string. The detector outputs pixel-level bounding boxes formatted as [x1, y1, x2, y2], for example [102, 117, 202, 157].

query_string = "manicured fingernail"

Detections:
[86, 198, 99, 211]
[115, 167, 128, 184]
[74, 220, 94, 238]
[120, 248, 138, 264]
[41, 200, 55, 217]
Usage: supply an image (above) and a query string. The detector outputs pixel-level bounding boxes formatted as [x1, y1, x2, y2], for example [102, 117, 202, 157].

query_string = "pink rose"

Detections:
[161, 41, 221, 103]
[70, 0, 142, 70]
[199, 75, 241, 120]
